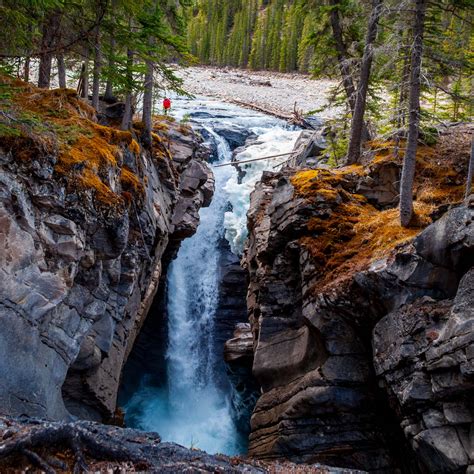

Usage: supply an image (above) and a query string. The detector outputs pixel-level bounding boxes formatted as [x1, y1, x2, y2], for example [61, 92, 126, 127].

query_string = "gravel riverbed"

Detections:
[178, 66, 341, 120]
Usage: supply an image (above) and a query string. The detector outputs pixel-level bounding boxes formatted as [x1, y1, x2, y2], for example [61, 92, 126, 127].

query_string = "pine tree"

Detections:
[399, 0, 428, 227]
[346, 0, 383, 164]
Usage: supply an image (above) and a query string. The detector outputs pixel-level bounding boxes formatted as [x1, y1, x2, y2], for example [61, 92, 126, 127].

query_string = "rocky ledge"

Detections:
[0, 416, 368, 473]
[0, 78, 214, 423]
[237, 134, 473, 473]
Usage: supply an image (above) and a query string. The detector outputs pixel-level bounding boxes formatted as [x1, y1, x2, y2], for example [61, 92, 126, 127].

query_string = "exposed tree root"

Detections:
[0, 420, 151, 473]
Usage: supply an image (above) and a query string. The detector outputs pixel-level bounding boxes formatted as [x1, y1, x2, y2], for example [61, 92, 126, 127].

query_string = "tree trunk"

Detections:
[328, 0, 357, 112]
[104, 35, 116, 101]
[38, 11, 61, 88]
[142, 44, 154, 147]
[346, 0, 383, 164]
[465, 136, 474, 200]
[328, 0, 371, 145]
[121, 49, 134, 131]
[24, 57, 30, 83]
[393, 30, 411, 159]
[82, 46, 90, 100]
[104, 0, 117, 101]
[399, 0, 427, 227]
[92, 24, 102, 110]
[57, 54, 66, 88]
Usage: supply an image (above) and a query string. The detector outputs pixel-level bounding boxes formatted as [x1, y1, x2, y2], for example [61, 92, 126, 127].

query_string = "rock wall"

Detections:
[241, 164, 473, 472]
[0, 119, 214, 422]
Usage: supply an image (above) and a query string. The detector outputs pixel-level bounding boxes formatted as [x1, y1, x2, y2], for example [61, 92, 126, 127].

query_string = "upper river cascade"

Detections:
[119, 98, 303, 455]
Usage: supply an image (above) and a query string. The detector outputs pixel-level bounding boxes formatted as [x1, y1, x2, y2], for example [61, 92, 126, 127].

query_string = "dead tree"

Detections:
[288, 102, 316, 130]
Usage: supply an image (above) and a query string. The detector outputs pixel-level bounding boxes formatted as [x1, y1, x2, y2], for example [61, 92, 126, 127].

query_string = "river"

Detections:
[121, 97, 301, 455]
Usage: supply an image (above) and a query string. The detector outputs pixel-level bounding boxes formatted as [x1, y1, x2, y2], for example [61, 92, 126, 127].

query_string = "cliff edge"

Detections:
[239, 131, 473, 472]
[0, 76, 214, 422]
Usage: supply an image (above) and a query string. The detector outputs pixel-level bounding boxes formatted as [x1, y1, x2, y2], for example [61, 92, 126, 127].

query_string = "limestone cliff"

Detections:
[239, 132, 473, 472]
[0, 77, 214, 422]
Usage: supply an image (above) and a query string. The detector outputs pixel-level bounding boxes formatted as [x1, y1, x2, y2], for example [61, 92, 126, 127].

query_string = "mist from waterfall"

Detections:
[123, 98, 300, 454]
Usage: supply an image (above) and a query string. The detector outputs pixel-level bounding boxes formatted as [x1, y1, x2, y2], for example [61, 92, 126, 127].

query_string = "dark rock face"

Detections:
[242, 172, 397, 471]
[213, 125, 257, 151]
[0, 122, 214, 422]
[240, 168, 473, 472]
[225, 323, 260, 439]
[371, 207, 474, 473]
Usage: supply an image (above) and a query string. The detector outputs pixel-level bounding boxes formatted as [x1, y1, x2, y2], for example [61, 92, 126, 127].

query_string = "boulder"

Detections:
[214, 124, 257, 150]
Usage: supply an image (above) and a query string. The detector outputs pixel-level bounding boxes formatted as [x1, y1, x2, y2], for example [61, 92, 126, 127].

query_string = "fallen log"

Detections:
[0, 416, 265, 473]
[213, 152, 292, 168]
[228, 99, 317, 130]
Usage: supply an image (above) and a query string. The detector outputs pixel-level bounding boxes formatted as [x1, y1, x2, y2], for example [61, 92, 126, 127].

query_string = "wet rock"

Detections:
[224, 323, 254, 363]
[214, 125, 257, 150]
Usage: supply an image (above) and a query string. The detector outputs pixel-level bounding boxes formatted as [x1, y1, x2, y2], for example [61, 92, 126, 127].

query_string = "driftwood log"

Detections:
[229, 99, 317, 130]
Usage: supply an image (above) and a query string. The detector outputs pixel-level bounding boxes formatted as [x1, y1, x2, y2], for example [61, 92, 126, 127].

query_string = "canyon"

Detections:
[0, 76, 473, 473]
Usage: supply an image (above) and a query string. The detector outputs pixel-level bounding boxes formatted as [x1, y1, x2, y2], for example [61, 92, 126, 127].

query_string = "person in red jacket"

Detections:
[163, 97, 171, 115]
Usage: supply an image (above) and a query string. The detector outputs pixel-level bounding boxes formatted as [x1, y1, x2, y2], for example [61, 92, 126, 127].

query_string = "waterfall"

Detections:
[122, 98, 301, 455]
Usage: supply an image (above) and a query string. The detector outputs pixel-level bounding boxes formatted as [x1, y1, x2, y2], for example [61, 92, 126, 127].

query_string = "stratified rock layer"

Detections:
[0, 115, 214, 422]
[242, 161, 473, 472]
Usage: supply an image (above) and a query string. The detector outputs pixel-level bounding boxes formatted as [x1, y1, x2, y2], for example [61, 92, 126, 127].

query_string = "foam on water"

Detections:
[123, 97, 301, 454]
[223, 127, 299, 253]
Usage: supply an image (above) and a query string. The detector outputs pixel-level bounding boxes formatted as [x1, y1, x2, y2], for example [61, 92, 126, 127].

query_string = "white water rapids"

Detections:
[123, 97, 301, 454]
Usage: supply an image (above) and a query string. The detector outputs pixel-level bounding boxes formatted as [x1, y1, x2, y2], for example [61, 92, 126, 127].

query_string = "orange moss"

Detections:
[129, 139, 140, 155]
[78, 169, 121, 204]
[289, 142, 455, 292]
[90, 123, 132, 145]
[291, 169, 344, 199]
[0, 76, 149, 207]
[366, 139, 399, 151]
[15, 87, 96, 121]
[59, 135, 118, 171]
[120, 167, 143, 194]
[301, 199, 432, 292]
[414, 139, 467, 207]
[151, 132, 163, 143]
[336, 164, 365, 176]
